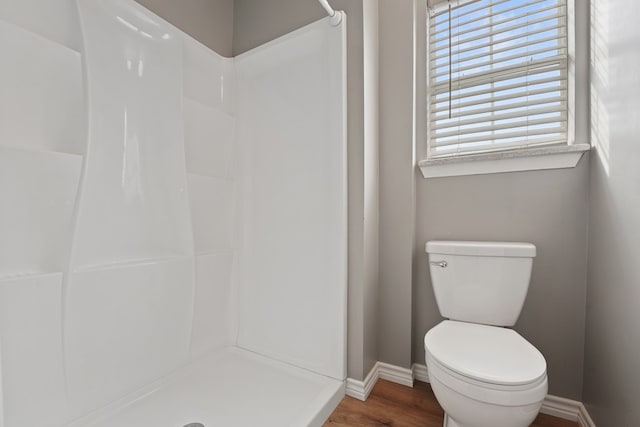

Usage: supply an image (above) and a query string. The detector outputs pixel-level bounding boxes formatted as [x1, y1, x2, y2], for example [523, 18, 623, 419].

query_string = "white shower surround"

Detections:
[0, 0, 347, 426]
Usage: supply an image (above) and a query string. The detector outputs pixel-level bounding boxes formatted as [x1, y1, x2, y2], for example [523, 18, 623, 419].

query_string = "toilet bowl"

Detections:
[424, 241, 547, 427]
[425, 320, 547, 427]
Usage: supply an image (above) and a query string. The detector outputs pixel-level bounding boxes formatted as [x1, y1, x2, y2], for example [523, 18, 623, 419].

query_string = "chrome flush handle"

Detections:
[430, 260, 448, 268]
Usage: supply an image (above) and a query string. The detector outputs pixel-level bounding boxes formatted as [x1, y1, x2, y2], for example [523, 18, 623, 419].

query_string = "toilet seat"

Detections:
[424, 320, 548, 406]
[426, 352, 548, 406]
[425, 320, 546, 386]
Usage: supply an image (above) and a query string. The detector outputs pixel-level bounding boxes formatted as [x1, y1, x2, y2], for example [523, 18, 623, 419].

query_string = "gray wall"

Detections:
[377, 0, 415, 370]
[583, 0, 640, 424]
[233, 0, 380, 381]
[362, 0, 380, 377]
[233, 0, 324, 55]
[135, 0, 234, 56]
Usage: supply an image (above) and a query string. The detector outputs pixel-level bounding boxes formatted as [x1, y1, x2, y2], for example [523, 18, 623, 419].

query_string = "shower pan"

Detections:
[0, 0, 347, 426]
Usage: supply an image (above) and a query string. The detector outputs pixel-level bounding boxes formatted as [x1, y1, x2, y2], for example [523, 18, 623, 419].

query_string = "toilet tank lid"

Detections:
[425, 241, 536, 257]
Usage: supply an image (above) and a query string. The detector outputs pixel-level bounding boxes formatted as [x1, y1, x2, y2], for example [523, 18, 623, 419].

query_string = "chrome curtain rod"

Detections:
[317, 0, 343, 26]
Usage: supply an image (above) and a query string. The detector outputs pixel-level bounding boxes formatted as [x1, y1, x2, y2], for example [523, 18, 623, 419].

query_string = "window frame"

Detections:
[417, 0, 590, 178]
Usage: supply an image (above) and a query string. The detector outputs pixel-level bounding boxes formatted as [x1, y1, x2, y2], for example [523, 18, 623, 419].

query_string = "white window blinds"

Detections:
[427, 0, 568, 159]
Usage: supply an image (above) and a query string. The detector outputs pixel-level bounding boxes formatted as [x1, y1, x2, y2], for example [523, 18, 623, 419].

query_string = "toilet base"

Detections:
[432, 378, 544, 427]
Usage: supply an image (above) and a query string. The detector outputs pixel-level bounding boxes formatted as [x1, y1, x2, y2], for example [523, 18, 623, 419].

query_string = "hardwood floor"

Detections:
[324, 380, 578, 427]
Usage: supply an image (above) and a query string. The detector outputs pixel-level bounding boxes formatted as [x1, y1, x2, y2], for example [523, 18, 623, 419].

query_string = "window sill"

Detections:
[418, 144, 591, 179]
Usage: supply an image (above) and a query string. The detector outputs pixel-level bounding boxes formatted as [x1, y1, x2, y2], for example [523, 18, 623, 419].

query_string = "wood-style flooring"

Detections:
[324, 380, 579, 427]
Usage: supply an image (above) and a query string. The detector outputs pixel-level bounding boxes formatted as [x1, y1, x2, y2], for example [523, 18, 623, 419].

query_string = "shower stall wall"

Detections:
[0, 1, 347, 426]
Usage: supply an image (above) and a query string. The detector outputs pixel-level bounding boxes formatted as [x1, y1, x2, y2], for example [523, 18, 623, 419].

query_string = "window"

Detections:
[426, 0, 571, 160]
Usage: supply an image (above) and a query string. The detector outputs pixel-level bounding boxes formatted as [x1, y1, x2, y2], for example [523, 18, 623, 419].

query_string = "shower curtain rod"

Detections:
[318, 0, 343, 26]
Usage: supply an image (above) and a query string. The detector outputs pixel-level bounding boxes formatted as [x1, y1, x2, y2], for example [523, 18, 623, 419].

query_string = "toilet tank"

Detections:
[426, 241, 536, 327]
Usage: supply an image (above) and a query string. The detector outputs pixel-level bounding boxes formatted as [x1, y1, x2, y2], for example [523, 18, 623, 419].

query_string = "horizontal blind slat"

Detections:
[430, 136, 568, 157]
[430, 12, 567, 49]
[430, 57, 567, 95]
[431, 45, 567, 78]
[431, 33, 564, 66]
[431, 65, 566, 96]
[431, 0, 511, 20]
[431, 126, 567, 147]
[432, 3, 564, 44]
[432, 85, 566, 113]
[431, 24, 567, 62]
[433, 104, 567, 130]
[432, 96, 566, 120]
[432, 116, 567, 138]
[431, 76, 567, 105]
[431, 0, 561, 31]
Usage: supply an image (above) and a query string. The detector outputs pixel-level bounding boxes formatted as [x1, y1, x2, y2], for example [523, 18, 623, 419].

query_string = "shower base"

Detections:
[69, 347, 345, 427]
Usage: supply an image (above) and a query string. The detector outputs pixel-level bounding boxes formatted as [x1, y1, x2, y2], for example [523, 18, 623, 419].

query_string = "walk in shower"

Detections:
[0, 0, 347, 425]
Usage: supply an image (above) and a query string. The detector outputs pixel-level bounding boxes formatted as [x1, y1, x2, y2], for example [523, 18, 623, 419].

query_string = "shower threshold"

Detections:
[68, 347, 345, 427]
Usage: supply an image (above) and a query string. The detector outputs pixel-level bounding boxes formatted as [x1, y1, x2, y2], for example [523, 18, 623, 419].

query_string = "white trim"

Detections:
[345, 362, 382, 401]
[419, 143, 589, 178]
[578, 404, 597, 427]
[412, 362, 430, 383]
[349, 362, 596, 427]
[378, 362, 414, 387]
[541, 394, 581, 421]
[540, 395, 597, 427]
[345, 361, 414, 401]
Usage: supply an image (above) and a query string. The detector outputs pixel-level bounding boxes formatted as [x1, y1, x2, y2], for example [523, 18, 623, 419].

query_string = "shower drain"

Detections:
[183, 424, 204, 427]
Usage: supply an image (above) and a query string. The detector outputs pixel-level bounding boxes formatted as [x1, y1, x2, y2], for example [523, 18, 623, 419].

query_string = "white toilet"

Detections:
[424, 241, 548, 427]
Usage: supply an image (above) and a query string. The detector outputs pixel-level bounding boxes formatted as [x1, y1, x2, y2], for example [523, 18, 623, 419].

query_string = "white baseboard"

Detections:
[345, 362, 379, 401]
[411, 362, 429, 383]
[345, 361, 414, 401]
[540, 394, 596, 427]
[348, 362, 596, 427]
[378, 362, 414, 387]
[578, 404, 597, 427]
[541, 395, 582, 421]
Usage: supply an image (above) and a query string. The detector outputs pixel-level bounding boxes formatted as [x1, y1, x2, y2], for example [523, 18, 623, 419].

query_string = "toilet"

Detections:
[424, 241, 548, 427]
